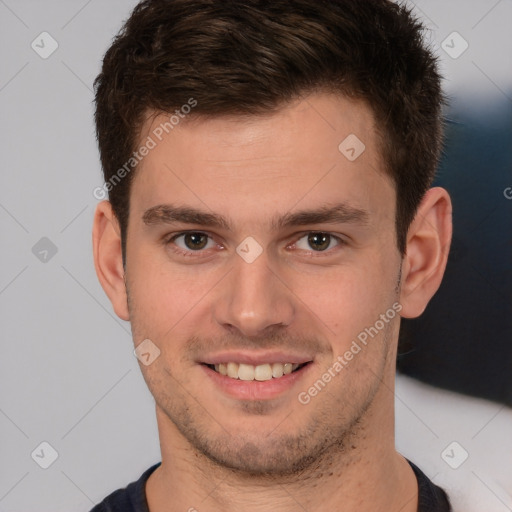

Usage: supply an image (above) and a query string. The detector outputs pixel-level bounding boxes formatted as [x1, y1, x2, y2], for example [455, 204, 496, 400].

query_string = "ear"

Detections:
[92, 200, 130, 321]
[399, 187, 453, 318]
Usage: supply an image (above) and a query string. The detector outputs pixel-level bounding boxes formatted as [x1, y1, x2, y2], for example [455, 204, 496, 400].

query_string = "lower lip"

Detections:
[202, 363, 313, 401]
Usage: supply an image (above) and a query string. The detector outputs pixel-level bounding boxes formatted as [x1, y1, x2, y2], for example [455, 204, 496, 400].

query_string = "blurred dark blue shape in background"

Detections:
[398, 99, 512, 406]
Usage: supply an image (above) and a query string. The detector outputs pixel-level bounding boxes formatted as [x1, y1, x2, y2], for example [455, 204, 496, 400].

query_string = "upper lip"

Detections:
[200, 351, 315, 366]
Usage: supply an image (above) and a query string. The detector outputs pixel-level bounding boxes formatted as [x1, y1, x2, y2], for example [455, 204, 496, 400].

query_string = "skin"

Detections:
[93, 92, 452, 511]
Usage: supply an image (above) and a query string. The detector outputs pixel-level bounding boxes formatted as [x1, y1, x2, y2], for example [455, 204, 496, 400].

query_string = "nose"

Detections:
[212, 247, 296, 338]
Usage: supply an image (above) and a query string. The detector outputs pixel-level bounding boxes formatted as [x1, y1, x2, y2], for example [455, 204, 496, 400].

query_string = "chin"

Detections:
[177, 417, 355, 477]
[199, 438, 330, 476]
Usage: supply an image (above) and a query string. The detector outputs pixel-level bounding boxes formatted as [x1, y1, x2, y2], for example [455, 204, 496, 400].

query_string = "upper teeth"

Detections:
[214, 362, 300, 381]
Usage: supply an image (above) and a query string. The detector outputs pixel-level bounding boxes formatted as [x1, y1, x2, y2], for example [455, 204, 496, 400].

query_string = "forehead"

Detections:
[130, 93, 394, 227]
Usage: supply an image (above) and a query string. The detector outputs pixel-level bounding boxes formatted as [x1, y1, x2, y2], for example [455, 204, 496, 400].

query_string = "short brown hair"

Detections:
[94, 0, 444, 262]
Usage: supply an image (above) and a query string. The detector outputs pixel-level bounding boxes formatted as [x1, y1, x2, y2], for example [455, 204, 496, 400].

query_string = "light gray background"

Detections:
[0, 1, 511, 511]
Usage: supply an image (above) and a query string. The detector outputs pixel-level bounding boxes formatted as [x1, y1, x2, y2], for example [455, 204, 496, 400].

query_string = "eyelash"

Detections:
[163, 231, 347, 258]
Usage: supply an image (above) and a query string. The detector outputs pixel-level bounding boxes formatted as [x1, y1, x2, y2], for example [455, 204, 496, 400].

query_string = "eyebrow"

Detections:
[142, 202, 369, 231]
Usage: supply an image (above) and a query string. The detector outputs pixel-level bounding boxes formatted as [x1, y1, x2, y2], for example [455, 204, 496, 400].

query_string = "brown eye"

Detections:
[168, 232, 215, 253]
[307, 233, 331, 251]
[182, 233, 209, 250]
[293, 232, 343, 253]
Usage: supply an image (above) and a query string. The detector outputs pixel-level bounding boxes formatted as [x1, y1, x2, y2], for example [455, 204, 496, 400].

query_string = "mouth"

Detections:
[204, 361, 311, 381]
[199, 352, 315, 401]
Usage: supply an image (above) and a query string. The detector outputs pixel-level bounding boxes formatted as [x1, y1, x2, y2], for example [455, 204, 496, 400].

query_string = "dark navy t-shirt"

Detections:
[90, 459, 451, 511]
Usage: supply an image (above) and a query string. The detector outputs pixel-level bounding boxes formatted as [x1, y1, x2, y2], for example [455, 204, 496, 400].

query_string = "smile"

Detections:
[207, 362, 308, 381]
[200, 351, 314, 400]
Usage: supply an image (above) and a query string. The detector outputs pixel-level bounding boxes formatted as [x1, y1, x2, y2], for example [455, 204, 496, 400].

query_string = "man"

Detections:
[91, 0, 453, 510]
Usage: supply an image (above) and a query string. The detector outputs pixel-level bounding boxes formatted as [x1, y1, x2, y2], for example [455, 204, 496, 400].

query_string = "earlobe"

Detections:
[92, 201, 130, 321]
[399, 187, 453, 318]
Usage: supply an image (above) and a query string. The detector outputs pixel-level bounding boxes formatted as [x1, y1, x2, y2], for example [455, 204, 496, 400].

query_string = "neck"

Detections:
[146, 375, 418, 512]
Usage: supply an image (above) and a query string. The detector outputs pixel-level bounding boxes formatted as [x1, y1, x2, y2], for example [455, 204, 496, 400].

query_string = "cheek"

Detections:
[126, 253, 221, 341]
[287, 254, 397, 344]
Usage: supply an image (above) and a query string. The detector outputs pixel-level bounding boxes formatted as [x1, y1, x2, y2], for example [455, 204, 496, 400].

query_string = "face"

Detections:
[124, 93, 403, 475]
